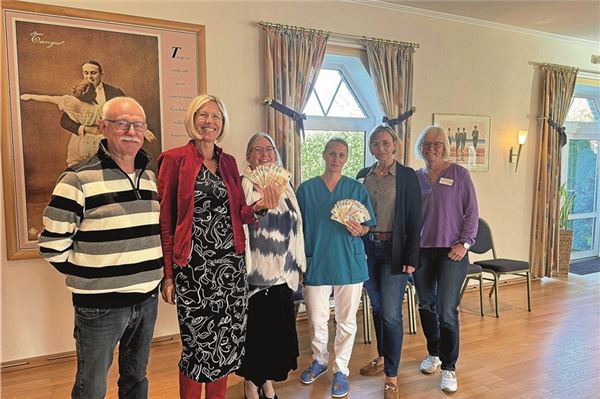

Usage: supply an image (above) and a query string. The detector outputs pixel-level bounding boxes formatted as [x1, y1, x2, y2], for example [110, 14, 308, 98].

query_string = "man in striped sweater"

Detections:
[38, 96, 163, 399]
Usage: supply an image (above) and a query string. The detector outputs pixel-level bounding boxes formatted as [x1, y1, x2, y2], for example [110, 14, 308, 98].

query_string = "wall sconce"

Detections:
[509, 129, 528, 171]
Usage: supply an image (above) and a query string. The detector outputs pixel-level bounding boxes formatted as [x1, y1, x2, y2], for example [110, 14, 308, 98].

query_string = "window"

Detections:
[304, 69, 366, 118]
[300, 52, 383, 182]
[566, 97, 599, 123]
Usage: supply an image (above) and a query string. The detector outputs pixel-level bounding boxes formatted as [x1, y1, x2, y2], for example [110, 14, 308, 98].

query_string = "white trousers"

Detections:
[303, 283, 364, 376]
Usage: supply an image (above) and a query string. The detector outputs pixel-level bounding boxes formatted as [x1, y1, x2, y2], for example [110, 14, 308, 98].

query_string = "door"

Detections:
[563, 78, 600, 260]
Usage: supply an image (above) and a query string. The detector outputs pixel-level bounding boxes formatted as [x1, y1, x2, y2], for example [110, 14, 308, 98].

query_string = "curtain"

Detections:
[365, 40, 415, 164]
[530, 64, 578, 277]
[263, 24, 328, 186]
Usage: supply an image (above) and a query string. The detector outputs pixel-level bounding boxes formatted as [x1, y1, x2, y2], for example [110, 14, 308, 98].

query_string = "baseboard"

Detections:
[1, 333, 181, 372]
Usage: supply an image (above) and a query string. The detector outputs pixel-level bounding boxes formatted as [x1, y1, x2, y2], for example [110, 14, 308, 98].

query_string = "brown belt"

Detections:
[368, 232, 392, 242]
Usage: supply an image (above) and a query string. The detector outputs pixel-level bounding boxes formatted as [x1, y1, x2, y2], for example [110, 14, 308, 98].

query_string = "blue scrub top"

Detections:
[297, 175, 376, 286]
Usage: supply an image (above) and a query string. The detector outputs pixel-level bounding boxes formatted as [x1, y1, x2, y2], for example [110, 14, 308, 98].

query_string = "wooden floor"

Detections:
[2, 273, 599, 399]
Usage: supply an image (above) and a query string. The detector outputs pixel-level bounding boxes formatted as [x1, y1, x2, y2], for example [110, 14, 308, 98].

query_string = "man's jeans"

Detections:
[72, 293, 158, 399]
[413, 248, 468, 371]
[363, 240, 410, 377]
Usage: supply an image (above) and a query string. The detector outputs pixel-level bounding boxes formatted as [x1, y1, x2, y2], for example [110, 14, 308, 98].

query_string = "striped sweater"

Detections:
[38, 141, 163, 308]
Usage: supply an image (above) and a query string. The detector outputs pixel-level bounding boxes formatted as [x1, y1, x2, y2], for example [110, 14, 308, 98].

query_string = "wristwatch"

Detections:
[462, 242, 471, 250]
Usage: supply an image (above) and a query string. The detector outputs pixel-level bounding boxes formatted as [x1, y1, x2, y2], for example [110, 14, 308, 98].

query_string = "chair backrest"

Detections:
[470, 218, 496, 258]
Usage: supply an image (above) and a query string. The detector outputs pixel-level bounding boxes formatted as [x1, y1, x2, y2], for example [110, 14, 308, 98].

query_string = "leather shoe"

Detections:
[360, 360, 384, 376]
[384, 382, 398, 399]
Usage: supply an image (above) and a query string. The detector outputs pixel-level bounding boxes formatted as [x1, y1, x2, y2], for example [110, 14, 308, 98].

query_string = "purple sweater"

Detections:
[416, 163, 479, 248]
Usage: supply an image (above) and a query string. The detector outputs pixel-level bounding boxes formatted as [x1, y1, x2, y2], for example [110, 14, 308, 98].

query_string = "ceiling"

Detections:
[371, 1, 600, 43]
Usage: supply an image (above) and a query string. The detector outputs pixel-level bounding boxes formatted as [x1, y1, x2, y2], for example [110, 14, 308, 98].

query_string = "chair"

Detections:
[459, 261, 484, 316]
[292, 287, 372, 344]
[470, 218, 532, 318]
[361, 281, 418, 339]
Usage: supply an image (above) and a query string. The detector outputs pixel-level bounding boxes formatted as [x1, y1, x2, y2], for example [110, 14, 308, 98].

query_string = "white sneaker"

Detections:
[440, 370, 458, 392]
[419, 355, 442, 374]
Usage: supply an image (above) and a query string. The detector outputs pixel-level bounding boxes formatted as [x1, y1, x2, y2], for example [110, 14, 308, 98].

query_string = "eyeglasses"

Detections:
[251, 146, 275, 156]
[195, 112, 223, 122]
[421, 141, 444, 149]
[104, 119, 147, 133]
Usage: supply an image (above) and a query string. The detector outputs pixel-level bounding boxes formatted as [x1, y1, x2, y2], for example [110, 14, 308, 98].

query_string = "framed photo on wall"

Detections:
[1, 0, 206, 259]
[432, 113, 491, 172]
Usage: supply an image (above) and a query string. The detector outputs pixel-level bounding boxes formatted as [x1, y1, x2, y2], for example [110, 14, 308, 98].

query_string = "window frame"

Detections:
[303, 51, 383, 174]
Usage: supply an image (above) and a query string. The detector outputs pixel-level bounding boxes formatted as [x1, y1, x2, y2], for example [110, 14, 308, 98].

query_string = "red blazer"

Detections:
[157, 141, 255, 279]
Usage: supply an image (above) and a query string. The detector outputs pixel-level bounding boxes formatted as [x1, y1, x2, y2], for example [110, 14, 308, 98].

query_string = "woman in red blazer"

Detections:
[158, 94, 277, 399]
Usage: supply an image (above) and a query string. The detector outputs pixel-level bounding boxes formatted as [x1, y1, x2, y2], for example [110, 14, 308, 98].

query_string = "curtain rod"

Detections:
[530, 61, 599, 75]
[258, 21, 420, 49]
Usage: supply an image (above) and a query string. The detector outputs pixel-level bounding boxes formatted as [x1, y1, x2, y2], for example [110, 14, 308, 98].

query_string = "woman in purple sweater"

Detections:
[413, 125, 479, 394]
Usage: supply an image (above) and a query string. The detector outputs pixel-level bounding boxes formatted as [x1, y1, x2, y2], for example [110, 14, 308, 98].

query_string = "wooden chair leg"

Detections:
[406, 284, 417, 334]
[361, 289, 371, 344]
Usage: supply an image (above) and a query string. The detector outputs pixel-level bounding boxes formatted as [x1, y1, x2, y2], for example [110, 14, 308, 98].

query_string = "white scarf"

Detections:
[241, 164, 306, 292]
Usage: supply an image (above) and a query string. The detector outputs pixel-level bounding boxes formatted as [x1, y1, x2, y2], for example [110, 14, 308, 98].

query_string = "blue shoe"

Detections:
[331, 371, 349, 397]
[300, 360, 328, 384]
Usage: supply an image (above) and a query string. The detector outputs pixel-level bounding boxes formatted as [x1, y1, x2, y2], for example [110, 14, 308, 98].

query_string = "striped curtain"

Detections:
[263, 24, 328, 186]
[530, 64, 578, 277]
[365, 40, 415, 164]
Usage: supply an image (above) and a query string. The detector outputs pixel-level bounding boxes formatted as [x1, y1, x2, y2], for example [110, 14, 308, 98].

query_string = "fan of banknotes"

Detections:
[330, 199, 371, 226]
[246, 164, 292, 190]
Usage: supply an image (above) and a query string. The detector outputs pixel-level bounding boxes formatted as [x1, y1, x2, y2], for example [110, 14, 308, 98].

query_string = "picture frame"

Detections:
[432, 113, 491, 172]
[1, 0, 206, 259]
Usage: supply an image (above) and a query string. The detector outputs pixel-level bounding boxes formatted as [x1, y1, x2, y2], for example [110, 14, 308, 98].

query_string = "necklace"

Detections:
[376, 162, 393, 176]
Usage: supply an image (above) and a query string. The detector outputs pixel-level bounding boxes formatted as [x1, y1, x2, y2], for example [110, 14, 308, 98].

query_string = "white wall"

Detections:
[2, 0, 598, 362]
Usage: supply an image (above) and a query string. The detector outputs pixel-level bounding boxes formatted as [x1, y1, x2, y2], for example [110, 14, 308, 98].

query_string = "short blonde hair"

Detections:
[184, 94, 230, 142]
[368, 124, 398, 152]
[245, 132, 282, 166]
[414, 125, 451, 161]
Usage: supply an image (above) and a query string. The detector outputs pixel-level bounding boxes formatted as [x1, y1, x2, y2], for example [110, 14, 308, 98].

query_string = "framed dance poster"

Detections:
[432, 113, 492, 172]
[1, 0, 206, 259]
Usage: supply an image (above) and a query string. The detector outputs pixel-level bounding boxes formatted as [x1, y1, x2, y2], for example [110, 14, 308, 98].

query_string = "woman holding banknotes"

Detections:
[236, 132, 306, 399]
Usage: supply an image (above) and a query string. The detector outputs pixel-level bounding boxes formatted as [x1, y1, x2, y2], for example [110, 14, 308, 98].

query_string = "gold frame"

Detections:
[1, 0, 206, 259]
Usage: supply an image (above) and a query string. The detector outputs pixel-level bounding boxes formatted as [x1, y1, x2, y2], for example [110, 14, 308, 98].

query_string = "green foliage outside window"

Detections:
[300, 130, 366, 182]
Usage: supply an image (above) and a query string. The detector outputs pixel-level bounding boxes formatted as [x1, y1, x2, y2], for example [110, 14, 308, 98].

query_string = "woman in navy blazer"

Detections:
[356, 124, 421, 399]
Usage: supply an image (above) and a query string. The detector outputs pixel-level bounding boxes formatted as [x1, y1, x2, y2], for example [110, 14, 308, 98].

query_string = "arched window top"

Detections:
[305, 69, 367, 118]
[300, 52, 382, 182]
[566, 96, 599, 123]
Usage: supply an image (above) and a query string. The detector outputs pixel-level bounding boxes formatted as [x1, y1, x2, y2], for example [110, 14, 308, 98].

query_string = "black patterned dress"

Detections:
[173, 164, 247, 382]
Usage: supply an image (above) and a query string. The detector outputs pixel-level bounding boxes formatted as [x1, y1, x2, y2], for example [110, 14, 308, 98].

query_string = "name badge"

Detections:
[439, 177, 454, 186]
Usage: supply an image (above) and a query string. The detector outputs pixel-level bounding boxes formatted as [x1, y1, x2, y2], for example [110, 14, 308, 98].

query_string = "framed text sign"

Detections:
[1, 0, 206, 259]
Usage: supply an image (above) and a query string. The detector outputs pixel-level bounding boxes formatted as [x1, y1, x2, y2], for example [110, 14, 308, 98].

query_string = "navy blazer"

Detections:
[357, 161, 421, 274]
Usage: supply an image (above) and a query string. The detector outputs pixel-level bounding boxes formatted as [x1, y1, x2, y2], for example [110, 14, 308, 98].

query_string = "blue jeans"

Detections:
[71, 293, 158, 399]
[363, 240, 409, 377]
[413, 248, 468, 371]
